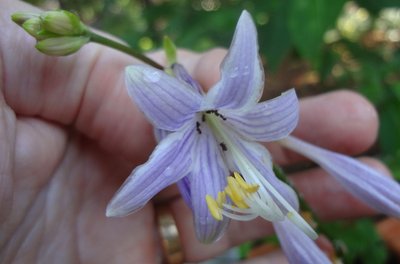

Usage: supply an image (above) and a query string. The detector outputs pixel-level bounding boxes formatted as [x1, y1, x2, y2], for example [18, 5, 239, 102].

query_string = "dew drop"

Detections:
[229, 66, 239, 78]
[164, 166, 174, 177]
[143, 69, 161, 83]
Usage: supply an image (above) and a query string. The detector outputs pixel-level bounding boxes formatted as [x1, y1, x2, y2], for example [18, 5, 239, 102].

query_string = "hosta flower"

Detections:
[106, 10, 317, 243]
[105, 9, 400, 263]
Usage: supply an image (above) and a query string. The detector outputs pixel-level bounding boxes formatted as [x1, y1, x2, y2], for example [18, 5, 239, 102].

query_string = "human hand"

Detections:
[0, 1, 388, 263]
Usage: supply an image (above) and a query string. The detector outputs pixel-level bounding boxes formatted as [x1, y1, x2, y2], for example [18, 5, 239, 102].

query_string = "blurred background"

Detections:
[24, 0, 400, 263]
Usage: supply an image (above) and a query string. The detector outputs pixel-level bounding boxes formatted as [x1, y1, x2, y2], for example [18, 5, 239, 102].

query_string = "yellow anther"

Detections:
[206, 195, 223, 221]
[216, 191, 226, 206]
[226, 178, 248, 208]
[233, 172, 260, 193]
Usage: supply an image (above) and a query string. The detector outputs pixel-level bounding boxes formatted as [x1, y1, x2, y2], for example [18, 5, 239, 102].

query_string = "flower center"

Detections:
[206, 172, 262, 221]
[204, 113, 318, 239]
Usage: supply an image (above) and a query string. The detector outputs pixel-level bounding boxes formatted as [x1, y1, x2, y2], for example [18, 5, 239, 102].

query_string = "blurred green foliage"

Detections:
[320, 219, 389, 264]
[23, 0, 400, 262]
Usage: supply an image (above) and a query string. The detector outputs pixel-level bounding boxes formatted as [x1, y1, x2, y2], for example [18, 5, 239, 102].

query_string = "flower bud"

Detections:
[22, 17, 57, 40]
[35, 36, 90, 56]
[11, 12, 40, 26]
[163, 36, 177, 66]
[21, 17, 42, 37]
[41, 10, 86, 36]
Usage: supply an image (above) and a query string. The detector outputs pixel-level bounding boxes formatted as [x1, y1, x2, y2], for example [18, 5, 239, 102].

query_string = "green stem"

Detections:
[89, 31, 163, 69]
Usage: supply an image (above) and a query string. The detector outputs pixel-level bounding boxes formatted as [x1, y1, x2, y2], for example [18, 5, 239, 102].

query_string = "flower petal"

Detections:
[224, 129, 299, 210]
[280, 136, 400, 217]
[106, 124, 195, 217]
[172, 63, 203, 94]
[274, 219, 331, 264]
[222, 89, 299, 142]
[177, 176, 192, 209]
[223, 130, 317, 238]
[154, 128, 170, 143]
[204, 10, 264, 110]
[125, 65, 202, 131]
[190, 124, 230, 243]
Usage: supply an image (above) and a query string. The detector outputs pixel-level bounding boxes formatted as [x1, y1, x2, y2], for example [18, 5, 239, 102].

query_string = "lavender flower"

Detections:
[106, 11, 318, 243]
[105, 9, 400, 263]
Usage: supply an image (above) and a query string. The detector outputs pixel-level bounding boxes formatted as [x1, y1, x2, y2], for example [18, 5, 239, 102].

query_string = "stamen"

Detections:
[217, 191, 226, 206]
[220, 142, 228, 151]
[226, 177, 249, 208]
[206, 195, 223, 221]
[196, 121, 202, 134]
[233, 172, 259, 193]
[204, 109, 227, 121]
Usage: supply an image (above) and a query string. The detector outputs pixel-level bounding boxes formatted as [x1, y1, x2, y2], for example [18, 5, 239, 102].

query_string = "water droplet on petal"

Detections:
[143, 69, 161, 83]
[164, 166, 174, 177]
[229, 66, 239, 78]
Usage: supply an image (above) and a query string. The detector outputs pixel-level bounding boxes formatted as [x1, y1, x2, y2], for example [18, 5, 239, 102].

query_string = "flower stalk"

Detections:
[89, 31, 163, 69]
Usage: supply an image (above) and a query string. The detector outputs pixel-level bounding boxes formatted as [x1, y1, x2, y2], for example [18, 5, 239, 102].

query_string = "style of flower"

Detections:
[106, 11, 317, 243]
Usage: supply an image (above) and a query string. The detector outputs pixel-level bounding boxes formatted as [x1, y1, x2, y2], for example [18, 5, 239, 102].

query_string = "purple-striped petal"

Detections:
[224, 128, 299, 210]
[154, 127, 192, 209]
[190, 124, 230, 243]
[221, 89, 299, 142]
[154, 128, 170, 143]
[204, 10, 264, 110]
[280, 136, 400, 217]
[274, 219, 331, 264]
[172, 63, 203, 94]
[125, 65, 202, 131]
[106, 124, 195, 217]
[177, 175, 192, 209]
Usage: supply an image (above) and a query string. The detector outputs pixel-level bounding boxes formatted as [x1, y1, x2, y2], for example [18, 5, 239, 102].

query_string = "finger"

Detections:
[290, 157, 391, 220]
[0, 1, 206, 164]
[268, 90, 379, 165]
[240, 250, 288, 264]
[191, 48, 226, 89]
[169, 158, 388, 262]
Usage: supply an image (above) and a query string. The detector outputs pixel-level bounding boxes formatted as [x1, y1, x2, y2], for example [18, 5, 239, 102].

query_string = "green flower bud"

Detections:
[22, 17, 58, 40]
[22, 17, 43, 38]
[163, 35, 177, 66]
[11, 12, 40, 26]
[41, 10, 87, 36]
[35, 36, 90, 56]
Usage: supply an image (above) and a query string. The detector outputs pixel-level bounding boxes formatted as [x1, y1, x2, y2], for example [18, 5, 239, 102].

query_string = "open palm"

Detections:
[1, 1, 387, 263]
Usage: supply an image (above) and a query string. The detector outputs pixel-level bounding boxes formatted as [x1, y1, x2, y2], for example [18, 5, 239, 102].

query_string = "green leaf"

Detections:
[392, 82, 400, 101]
[258, 0, 292, 71]
[355, 0, 400, 15]
[383, 152, 400, 181]
[379, 97, 400, 156]
[288, 0, 346, 65]
[359, 63, 384, 104]
[320, 219, 388, 264]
